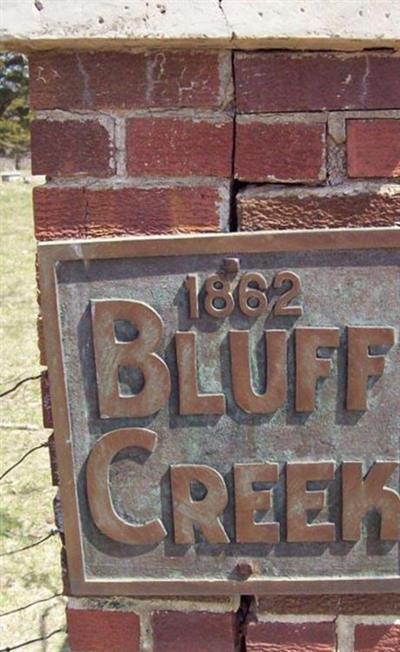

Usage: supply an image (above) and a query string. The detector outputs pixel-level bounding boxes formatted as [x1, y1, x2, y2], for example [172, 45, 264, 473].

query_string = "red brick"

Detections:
[152, 611, 236, 652]
[29, 51, 231, 110]
[40, 370, 53, 428]
[48, 433, 59, 486]
[256, 594, 400, 615]
[67, 607, 140, 652]
[235, 119, 326, 183]
[126, 116, 233, 177]
[146, 51, 232, 109]
[347, 119, 400, 178]
[34, 186, 86, 241]
[53, 492, 64, 541]
[354, 624, 400, 652]
[246, 621, 335, 652]
[60, 546, 71, 594]
[31, 119, 113, 177]
[34, 184, 228, 239]
[238, 187, 400, 231]
[29, 52, 145, 110]
[235, 52, 400, 113]
[37, 314, 46, 366]
[85, 185, 227, 236]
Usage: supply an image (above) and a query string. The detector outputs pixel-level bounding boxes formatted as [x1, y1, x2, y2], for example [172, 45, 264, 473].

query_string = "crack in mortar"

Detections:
[360, 54, 371, 107]
[114, 116, 127, 176]
[82, 187, 89, 238]
[327, 113, 346, 186]
[76, 53, 92, 108]
[140, 611, 153, 652]
[236, 595, 256, 651]
[217, 0, 237, 41]
[146, 51, 167, 106]
[229, 49, 239, 232]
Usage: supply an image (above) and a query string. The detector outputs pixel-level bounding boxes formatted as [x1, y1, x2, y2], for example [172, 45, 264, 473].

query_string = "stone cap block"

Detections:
[2, 0, 399, 52]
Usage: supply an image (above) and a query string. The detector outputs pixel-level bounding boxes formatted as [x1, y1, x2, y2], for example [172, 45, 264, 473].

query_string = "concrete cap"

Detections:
[1, 0, 399, 51]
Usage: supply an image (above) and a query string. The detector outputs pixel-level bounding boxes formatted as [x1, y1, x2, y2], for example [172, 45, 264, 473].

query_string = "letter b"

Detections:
[92, 300, 171, 418]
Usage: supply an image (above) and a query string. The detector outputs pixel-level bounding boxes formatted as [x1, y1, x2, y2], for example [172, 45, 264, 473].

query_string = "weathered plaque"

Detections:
[39, 228, 400, 595]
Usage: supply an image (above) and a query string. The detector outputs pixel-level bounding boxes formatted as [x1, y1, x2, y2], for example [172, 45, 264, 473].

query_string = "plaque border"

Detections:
[38, 227, 400, 596]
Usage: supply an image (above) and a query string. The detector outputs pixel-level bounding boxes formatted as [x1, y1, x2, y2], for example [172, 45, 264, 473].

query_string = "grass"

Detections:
[0, 181, 68, 651]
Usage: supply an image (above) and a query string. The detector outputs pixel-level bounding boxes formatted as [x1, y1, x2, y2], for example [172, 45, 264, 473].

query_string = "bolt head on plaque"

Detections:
[235, 561, 254, 580]
[222, 257, 241, 274]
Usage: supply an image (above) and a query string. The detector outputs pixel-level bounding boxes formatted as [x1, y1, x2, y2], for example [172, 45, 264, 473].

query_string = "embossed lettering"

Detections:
[342, 461, 400, 541]
[230, 330, 287, 413]
[234, 463, 279, 543]
[86, 428, 167, 545]
[176, 331, 225, 415]
[91, 300, 171, 418]
[295, 328, 340, 412]
[287, 462, 336, 542]
[347, 326, 396, 410]
[170, 464, 229, 544]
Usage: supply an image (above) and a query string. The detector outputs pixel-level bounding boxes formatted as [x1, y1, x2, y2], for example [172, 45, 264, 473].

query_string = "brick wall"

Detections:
[30, 48, 400, 651]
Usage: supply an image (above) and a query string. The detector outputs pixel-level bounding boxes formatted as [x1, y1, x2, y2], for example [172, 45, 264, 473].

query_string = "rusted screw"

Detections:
[222, 257, 240, 274]
[235, 561, 253, 579]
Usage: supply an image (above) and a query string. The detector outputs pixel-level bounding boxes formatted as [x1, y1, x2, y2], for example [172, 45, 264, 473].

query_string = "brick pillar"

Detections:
[30, 48, 399, 652]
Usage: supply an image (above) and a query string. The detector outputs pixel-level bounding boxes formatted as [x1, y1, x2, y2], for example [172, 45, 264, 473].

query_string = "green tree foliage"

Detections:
[0, 53, 31, 160]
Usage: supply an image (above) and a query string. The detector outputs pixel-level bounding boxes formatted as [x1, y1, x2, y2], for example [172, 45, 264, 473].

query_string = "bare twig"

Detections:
[0, 375, 41, 399]
[0, 442, 49, 482]
[0, 628, 66, 651]
[0, 423, 40, 431]
[0, 592, 63, 618]
[0, 529, 59, 557]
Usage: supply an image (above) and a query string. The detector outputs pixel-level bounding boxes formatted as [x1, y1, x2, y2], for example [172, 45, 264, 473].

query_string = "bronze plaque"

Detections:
[38, 228, 400, 596]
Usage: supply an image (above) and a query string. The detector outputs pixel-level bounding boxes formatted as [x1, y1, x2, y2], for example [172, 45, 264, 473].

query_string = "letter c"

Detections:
[86, 428, 167, 545]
